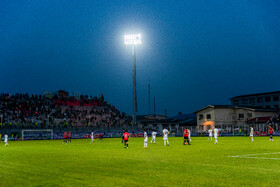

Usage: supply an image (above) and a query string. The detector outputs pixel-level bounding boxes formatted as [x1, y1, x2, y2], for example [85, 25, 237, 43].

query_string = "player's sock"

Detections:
[164, 140, 166, 146]
[167, 140, 169, 146]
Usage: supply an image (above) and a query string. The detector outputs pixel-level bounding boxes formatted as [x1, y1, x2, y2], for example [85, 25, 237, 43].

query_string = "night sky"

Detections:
[1, 0, 280, 116]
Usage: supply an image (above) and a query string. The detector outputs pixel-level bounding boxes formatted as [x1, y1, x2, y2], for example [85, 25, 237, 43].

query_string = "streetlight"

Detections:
[124, 34, 141, 127]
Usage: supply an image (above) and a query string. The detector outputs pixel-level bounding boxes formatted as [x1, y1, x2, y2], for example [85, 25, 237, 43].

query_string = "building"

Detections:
[195, 105, 277, 132]
[230, 91, 280, 109]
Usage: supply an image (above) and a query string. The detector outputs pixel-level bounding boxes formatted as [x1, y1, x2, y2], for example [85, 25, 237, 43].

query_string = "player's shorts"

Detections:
[214, 135, 218, 139]
[64, 137, 67, 139]
[209, 135, 213, 137]
[163, 137, 168, 140]
[124, 140, 128, 143]
[152, 136, 156, 139]
[4, 140, 7, 143]
[269, 133, 273, 136]
[184, 136, 188, 140]
[250, 133, 253, 137]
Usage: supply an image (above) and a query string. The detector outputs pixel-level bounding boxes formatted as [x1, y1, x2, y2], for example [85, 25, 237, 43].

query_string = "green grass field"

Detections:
[1, 137, 280, 186]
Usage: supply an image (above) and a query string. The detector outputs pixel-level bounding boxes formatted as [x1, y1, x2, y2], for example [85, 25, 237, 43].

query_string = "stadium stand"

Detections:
[0, 92, 128, 129]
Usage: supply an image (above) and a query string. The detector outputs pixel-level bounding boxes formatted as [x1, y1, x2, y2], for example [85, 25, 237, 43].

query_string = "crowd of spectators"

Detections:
[0, 92, 128, 129]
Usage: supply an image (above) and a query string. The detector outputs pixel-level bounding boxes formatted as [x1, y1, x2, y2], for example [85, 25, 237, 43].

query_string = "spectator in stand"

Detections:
[0, 92, 128, 129]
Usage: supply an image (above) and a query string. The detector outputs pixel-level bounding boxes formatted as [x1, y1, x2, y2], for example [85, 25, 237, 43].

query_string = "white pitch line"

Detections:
[229, 152, 280, 160]
[230, 156, 280, 160]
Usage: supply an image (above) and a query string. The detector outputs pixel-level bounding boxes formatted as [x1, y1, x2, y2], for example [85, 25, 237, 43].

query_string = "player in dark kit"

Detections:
[183, 127, 191, 145]
[123, 130, 130, 148]
[63, 131, 67, 144]
[268, 126, 274, 141]
[68, 131, 71, 143]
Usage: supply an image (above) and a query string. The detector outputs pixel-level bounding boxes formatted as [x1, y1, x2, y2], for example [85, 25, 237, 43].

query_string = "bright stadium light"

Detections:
[124, 34, 141, 45]
[124, 33, 142, 127]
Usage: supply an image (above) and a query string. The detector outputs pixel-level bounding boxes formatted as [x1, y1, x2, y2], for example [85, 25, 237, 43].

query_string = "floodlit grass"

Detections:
[1, 137, 280, 186]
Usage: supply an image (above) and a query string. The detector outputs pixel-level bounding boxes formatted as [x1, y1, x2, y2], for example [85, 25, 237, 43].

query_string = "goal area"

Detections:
[22, 129, 53, 140]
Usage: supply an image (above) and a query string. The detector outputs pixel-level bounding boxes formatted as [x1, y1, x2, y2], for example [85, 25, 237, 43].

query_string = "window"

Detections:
[251, 99, 256, 105]
[233, 100, 239, 105]
[247, 113, 252, 119]
[207, 114, 211, 119]
[229, 113, 236, 120]
[266, 106, 270, 109]
[265, 97, 271, 102]
[199, 114, 203, 120]
[274, 105, 279, 109]
[242, 99, 247, 104]
[273, 96, 279, 101]
[257, 97, 263, 103]
[238, 113, 244, 119]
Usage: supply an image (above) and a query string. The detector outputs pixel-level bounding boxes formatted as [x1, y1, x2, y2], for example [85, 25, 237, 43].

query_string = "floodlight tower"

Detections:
[124, 34, 141, 127]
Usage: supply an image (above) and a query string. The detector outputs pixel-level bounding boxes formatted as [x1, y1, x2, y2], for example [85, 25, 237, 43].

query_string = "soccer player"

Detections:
[183, 127, 190, 145]
[4, 133, 8, 147]
[63, 131, 67, 144]
[91, 131, 94, 143]
[123, 130, 130, 148]
[249, 126, 254, 142]
[268, 125, 274, 141]
[150, 130, 157, 143]
[162, 127, 169, 146]
[208, 129, 213, 140]
[214, 127, 219, 144]
[188, 129, 192, 142]
[68, 131, 71, 143]
[144, 130, 148, 148]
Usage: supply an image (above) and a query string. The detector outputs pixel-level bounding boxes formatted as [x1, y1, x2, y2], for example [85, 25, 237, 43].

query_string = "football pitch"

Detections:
[1, 137, 280, 186]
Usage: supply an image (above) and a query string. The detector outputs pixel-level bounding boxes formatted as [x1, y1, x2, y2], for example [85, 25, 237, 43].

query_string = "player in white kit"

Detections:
[150, 130, 157, 143]
[208, 129, 213, 140]
[214, 128, 219, 144]
[249, 126, 254, 142]
[90, 131, 94, 143]
[144, 130, 148, 148]
[162, 127, 169, 146]
[188, 129, 192, 142]
[4, 133, 8, 147]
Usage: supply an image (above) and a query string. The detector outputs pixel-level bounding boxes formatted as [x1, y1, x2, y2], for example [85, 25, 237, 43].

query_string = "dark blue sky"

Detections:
[1, 0, 280, 116]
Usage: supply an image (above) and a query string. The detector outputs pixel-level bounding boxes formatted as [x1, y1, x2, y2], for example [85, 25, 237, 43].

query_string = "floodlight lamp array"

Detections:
[124, 34, 141, 45]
